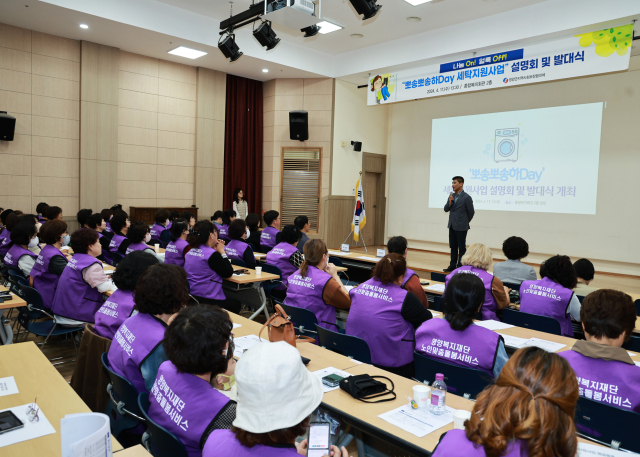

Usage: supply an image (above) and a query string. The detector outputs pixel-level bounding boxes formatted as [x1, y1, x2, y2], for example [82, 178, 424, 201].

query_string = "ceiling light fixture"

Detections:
[168, 46, 208, 59]
[253, 20, 280, 50]
[317, 20, 343, 34]
[406, 16, 421, 22]
[349, 0, 382, 21]
[351, 33, 364, 38]
[219, 32, 243, 62]
[262, 69, 269, 73]
[404, 0, 434, 5]
[79, 24, 89, 29]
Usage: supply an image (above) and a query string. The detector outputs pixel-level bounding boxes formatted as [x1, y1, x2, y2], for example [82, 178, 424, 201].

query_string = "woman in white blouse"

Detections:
[232, 188, 248, 220]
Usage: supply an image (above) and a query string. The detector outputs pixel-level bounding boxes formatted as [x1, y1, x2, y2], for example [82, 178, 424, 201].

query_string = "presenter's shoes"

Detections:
[443, 266, 455, 272]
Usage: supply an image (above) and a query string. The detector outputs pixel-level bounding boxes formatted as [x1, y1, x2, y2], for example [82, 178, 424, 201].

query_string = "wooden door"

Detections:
[362, 172, 378, 247]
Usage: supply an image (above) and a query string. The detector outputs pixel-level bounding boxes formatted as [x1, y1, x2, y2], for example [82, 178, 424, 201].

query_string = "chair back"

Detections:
[413, 352, 492, 400]
[100, 352, 144, 437]
[635, 299, 640, 317]
[8, 273, 29, 296]
[431, 272, 446, 283]
[328, 256, 343, 267]
[432, 296, 442, 312]
[575, 396, 640, 453]
[111, 252, 124, 266]
[315, 325, 371, 364]
[7, 267, 26, 280]
[502, 281, 521, 292]
[230, 258, 247, 268]
[257, 262, 283, 295]
[502, 308, 562, 335]
[138, 393, 189, 457]
[17, 283, 46, 310]
[622, 335, 640, 353]
[577, 295, 586, 304]
[279, 303, 318, 340]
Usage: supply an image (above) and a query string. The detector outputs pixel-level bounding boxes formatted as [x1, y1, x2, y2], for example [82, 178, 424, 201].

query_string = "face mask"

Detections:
[145, 233, 151, 243]
[28, 236, 39, 248]
[62, 234, 71, 246]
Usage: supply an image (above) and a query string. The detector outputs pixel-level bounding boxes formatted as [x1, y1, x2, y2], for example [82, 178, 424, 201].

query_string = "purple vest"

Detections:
[0, 229, 10, 256]
[3, 244, 37, 269]
[166, 221, 172, 229]
[401, 268, 418, 288]
[108, 312, 166, 393]
[446, 266, 498, 321]
[149, 361, 231, 457]
[97, 231, 114, 265]
[285, 266, 335, 330]
[520, 277, 574, 336]
[165, 238, 189, 268]
[30, 244, 65, 309]
[266, 242, 299, 289]
[415, 318, 501, 376]
[203, 429, 299, 457]
[150, 223, 166, 242]
[94, 289, 136, 340]
[224, 239, 250, 262]
[560, 350, 640, 413]
[50, 253, 105, 323]
[126, 242, 152, 255]
[347, 278, 414, 367]
[109, 233, 126, 254]
[218, 224, 230, 241]
[260, 226, 279, 251]
[104, 221, 113, 233]
[184, 245, 225, 300]
[433, 429, 527, 457]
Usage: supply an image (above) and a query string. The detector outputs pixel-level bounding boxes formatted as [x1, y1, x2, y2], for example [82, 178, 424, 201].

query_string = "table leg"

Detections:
[0, 309, 13, 345]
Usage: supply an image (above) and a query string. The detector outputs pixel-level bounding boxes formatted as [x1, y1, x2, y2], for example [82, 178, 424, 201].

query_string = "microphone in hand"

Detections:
[449, 191, 454, 204]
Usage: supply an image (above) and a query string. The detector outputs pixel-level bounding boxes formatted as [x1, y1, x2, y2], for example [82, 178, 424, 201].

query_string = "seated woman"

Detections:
[285, 239, 351, 330]
[265, 225, 303, 300]
[101, 208, 113, 233]
[86, 213, 113, 265]
[150, 208, 171, 246]
[0, 209, 14, 246]
[77, 208, 93, 229]
[559, 289, 640, 412]
[93, 251, 159, 339]
[46, 205, 63, 221]
[107, 215, 132, 258]
[493, 236, 537, 285]
[180, 211, 196, 231]
[347, 254, 433, 378]
[108, 264, 187, 393]
[259, 210, 281, 253]
[36, 202, 49, 223]
[51, 229, 116, 325]
[168, 210, 179, 229]
[3, 223, 39, 277]
[184, 220, 240, 314]
[149, 305, 237, 457]
[432, 347, 579, 457]
[203, 342, 349, 457]
[125, 221, 157, 256]
[387, 236, 429, 308]
[445, 243, 510, 321]
[415, 274, 508, 379]
[30, 220, 71, 309]
[211, 210, 224, 227]
[0, 211, 23, 258]
[245, 213, 261, 250]
[218, 209, 236, 242]
[165, 218, 190, 268]
[573, 258, 598, 296]
[224, 219, 256, 269]
[520, 255, 580, 337]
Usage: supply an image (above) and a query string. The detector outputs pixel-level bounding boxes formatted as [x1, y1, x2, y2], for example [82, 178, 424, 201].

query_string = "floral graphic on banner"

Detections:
[370, 73, 396, 104]
[575, 24, 633, 57]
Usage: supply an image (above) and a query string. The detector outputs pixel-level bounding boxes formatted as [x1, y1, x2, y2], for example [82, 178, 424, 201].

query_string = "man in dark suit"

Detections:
[444, 176, 475, 272]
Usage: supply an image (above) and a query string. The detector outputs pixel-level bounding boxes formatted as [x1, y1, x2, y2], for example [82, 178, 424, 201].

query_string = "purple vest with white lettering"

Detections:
[224, 239, 250, 262]
[401, 267, 418, 288]
[560, 349, 640, 413]
[109, 233, 126, 254]
[184, 245, 225, 300]
[165, 238, 189, 268]
[150, 223, 166, 242]
[107, 312, 166, 393]
[149, 361, 232, 457]
[285, 266, 336, 330]
[266, 242, 299, 289]
[126, 242, 151, 255]
[50, 253, 104, 323]
[218, 224, 230, 241]
[415, 318, 501, 376]
[3, 244, 37, 269]
[520, 277, 574, 336]
[203, 429, 300, 457]
[432, 429, 527, 457]
[97, 231, 114, 265]
[0, 229, 10, 257]
[30, 244, 65, 309]
[93, 289, 136, 340]
[347, 278, 414, 367]
[104, 221, 113, 233]
[446, 266, 498, 321]
[260, 226, 279, 251]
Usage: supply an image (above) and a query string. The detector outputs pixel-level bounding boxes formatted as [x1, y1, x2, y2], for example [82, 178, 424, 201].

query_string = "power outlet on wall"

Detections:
[341, 141, 346, 147]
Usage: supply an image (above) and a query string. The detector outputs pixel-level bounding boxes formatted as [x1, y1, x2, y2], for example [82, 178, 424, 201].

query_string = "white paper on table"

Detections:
[634, 361, 640, 367]
[232, 323, 242, 329]
[344, 286, 355, 293]
[233, 335, 268, 357]
[61, 413, 112, 457]
[430, 311, 442, 318]
[500, 334, 529, 348]
[328, 251, 343, 256]
[519, 337, 565, 353]
[351, 359, 364, 364]
[60, 246, 70, 251]
[627, 351, 636, 357]
[312, 367, 351, 393]
[473, 321, 515, 331]
[0, 377, 18, 397]
[424, 284, 445, 292]
[577, 441, 630, 456]
[0, 404, 55, 449]
[354, 256, 380, 262]
[378, 404, 454, 438]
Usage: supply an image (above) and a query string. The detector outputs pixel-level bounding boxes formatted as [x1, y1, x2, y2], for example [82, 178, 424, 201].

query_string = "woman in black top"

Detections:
[245, 213, 261, 250]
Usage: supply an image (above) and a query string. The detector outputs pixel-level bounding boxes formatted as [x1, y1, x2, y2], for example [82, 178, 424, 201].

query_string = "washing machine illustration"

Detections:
[494, 128, 519, 163]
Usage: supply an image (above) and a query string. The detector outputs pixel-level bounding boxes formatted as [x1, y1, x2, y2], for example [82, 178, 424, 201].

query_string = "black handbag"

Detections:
[339, 374, 396, 403]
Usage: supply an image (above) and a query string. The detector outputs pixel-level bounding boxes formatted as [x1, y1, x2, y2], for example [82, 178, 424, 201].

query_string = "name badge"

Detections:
[341, 244, 350, 253]
[376, 249, 386, 258]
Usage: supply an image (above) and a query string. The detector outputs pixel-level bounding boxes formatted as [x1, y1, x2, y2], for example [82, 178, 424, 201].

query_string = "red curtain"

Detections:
[223, 74, 263, 215]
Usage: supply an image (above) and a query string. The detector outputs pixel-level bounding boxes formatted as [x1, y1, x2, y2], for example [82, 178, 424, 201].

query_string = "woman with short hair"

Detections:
[86, 213, 113, 264]
[46, 205, 63, 221]
[125, 221, 156, 256]
[101, 208, 113, 233]
[265, 225, 303, 300]
[180, 211, 196, 230]
[211, 211, 224, 227]
[36, 202, 49, 223]
[150, 209, 171, 245]
[245, 213, 261, 250]
[493, 236, 537, 284]
[224, 219, 256, 269]
[107, 215, 131, 257]
[30, 220, 71, 309]
[218, 209, 236, 242]
[165, 218, 190, 268]
[3, 223, 39, 276]
[0, 211, 22, 258]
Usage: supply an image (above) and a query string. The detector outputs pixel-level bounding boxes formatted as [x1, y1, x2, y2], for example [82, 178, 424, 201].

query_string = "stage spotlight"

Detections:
[219, 32, 243, 62]
[253, 21, 280, 50]
[300, 24, 320, 37]
[349, 0, 382, 20]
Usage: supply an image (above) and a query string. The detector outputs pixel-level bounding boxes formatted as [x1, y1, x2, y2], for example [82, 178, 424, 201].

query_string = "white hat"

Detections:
[232, 341, 324, 433]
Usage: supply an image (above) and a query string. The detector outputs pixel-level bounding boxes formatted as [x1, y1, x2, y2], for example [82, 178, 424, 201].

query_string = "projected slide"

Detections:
[428, 103, 603, 215]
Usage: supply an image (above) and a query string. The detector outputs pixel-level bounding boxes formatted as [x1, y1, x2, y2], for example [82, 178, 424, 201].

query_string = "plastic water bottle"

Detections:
[429, 373, 447, 415]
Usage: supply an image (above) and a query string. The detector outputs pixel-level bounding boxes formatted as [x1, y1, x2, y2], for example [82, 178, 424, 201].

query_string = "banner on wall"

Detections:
[367, 24, 634, 106]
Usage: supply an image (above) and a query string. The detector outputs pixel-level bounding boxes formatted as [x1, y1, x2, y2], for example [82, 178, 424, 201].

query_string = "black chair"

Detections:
[413, 352, 492, 400]
[431, 272, 446, 283]
[111, 252, 124, 266]
[138, 393, 189, 457]
[622, 335, 640, 353]
[431, 296, 442, 312]
[502, 281, 521, 292]
[230, 258, 247, 268]
[328, 256, 343, 267]
[577, 295, 586, 304]
[575, 396, 640, 453]
[279, 303, 318, 340]
[257, 262, 283, 299]
[315, 325, 372, 364]
[502, 308, 562, 336]
[101, 353, 146, 439]
[328, 256, 358, 286]
[635, 299, 640, 317]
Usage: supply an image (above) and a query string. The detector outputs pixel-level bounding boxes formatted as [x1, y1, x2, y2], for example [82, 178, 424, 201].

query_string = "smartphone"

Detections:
[232, 269, 249, 275]
[0, 411, 24, 435]
[321, 373, 344, 388]
[307, 421, 331, 457]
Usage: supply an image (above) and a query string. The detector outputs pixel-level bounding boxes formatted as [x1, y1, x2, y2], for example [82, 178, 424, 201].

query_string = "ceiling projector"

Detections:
[264, 0, 321, 29]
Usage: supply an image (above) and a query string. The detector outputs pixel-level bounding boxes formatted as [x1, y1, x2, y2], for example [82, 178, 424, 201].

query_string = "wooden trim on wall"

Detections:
[362, 152, 387, 246]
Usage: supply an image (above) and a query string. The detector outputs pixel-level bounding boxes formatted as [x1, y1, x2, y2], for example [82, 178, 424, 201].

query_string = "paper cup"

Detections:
[453, 410, 472, 429]
[154, 243, 160, 252]
[412, 385, 430, 408]
[255, 266, 262, 275]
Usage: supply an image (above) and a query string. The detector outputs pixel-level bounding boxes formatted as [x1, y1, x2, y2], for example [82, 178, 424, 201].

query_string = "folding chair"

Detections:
[315, 325, 372, 364]
[622, 335, 640, 353]
[502, 308, 562, 336]
[431, 272, 446, 283]
[279, 303, 318, 340]
[575, 396, 640, 453]
[138, 393, 189, 457]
